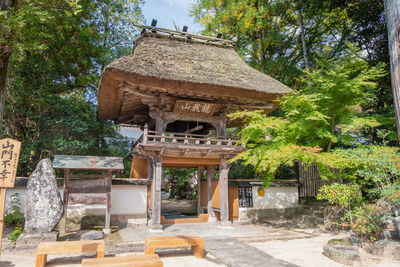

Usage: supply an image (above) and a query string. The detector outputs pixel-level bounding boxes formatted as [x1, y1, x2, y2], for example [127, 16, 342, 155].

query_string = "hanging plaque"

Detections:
[0, 138, 21, 188]
[174, 100, 217, 116]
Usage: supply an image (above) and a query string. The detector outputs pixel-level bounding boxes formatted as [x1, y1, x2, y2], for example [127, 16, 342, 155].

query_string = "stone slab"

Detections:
[16, 232, 58, 250]
[323, 244, 361, 266]
[205, 236, 298, 267]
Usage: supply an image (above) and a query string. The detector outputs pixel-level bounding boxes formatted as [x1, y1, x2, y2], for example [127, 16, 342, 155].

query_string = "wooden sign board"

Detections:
[0, 138, 20, 259]
[0, 138, 21, 188]
[173, 100, 217, 116]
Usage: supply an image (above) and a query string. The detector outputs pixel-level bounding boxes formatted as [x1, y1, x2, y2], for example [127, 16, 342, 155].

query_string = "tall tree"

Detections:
[0, 0, 82, 137]
[190, 0, 354, 87]
[384, 0, 400, 140]
[2, 0, 144, 175]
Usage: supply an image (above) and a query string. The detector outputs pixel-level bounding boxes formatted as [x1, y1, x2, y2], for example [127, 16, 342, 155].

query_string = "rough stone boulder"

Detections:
[323, 244, 361, 266]
[81, 230, 104, 240]
[362, 239, 400, 261]
[24, 158, 63, 233]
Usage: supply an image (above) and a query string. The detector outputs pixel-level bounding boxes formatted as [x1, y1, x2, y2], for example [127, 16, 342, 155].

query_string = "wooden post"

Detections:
[384, 0, 400, 140]
[219, 156, 230, 223]
[147, 157, 153, 180]
[206, 166, 216, 222]
[151, 156, 162, 228]
[0, 188, 7, 258]
[197, 167, 204, 215]
[143, 124, 148, 144]
[103, 170, 112, 234]
[63, 169, 70, 232]
[217, 116, 227, 137]
[0, 138, 21, 257]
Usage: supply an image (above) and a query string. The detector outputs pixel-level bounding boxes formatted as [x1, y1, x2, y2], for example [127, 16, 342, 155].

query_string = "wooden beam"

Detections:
[133, 23, 235, 45]
[149, 111, 221, 126]
[162, 157, 221, 166]
[219, 156, 230, 223]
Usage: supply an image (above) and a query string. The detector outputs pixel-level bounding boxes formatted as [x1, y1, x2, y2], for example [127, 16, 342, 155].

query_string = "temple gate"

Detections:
[97, 22, 291, 229]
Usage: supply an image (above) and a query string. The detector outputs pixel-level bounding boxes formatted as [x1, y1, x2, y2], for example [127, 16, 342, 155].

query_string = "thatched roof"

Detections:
[98, 31, 292, 123]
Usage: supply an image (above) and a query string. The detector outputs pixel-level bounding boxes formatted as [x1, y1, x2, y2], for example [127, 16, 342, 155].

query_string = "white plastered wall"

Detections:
[238, 186, 299, 221]
[252, 186, 298, 209]
[4, 185, 147, 216]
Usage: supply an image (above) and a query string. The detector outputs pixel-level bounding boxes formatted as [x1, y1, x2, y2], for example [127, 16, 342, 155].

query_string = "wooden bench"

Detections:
[81, 254, 163, 267]
[144, 235, 204, 258]
[36, 240, 105, 267]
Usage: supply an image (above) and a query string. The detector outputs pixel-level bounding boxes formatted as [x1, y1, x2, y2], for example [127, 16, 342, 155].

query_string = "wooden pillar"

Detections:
[103, 170, 112, 234]
[63, 169, 70, 232]
[217, 116, 227, 137]
[197, 167, 204, 215]
[206, 165, 216, 222]
[147, 157, 153, 179]
[151, 156, 162, 229]
[219, 156, 230, 223]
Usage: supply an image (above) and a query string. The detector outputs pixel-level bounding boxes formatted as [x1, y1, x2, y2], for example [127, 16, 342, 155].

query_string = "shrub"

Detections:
[8, 223, 24, 242]
[380, 183, 400, 210]
[316, 183, 363, 209]
[347, 204, 388, 243]
[4, 193, 24, 226]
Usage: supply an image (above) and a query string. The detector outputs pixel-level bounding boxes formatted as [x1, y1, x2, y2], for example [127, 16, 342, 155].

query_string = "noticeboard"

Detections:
[0, 138, 21, 188]
[238, 186, 253, 207]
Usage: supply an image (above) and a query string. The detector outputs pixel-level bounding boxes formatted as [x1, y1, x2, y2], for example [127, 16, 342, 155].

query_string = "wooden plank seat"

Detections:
[81, 254, 163, 267]
[144, 235, 204, 258]
[35, 240, 105, 267]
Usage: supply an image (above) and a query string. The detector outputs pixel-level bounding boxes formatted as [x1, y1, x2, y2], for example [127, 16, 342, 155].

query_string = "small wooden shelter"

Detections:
[53, 155, 124, 233]
[98, 24, 291, 228]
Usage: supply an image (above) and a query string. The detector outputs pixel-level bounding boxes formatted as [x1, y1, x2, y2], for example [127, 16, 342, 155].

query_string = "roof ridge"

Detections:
[132, 23, 234, 48]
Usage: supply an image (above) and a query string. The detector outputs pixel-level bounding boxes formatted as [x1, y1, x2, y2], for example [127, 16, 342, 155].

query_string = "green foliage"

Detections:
[228, 54, 385, 185]
[8, 223, 24, 242]
[380, 183, 400, 210]
[2, 0, 144, 175]
[164, 168, 197, 200]
[316, 183, 363, 209]
[4, 193, 24, 226]
[331, 146, 400, 198]
[190, 0, 354, 87]
[346, 204, 388, 243]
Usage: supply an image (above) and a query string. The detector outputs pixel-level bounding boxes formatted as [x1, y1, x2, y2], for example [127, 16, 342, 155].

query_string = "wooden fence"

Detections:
[298, 162, 341, 198]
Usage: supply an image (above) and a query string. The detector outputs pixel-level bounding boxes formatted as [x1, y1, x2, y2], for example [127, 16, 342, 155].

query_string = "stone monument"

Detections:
[17, 159, 63, 248]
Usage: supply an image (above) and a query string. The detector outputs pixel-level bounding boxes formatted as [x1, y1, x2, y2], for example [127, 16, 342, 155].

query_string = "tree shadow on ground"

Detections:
[0, 261, 15, 267]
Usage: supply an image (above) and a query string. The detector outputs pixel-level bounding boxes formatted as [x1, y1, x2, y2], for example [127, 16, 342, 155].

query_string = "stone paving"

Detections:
[204, 236, 298, 267]
[106, 222, 311, 266]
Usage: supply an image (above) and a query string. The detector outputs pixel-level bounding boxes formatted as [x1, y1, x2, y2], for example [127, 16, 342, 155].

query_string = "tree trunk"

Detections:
[384, 0, 400, 141]
[0, 0, 16, 138]
[0, 48, 11, 138]
[298, 7, 310, 70]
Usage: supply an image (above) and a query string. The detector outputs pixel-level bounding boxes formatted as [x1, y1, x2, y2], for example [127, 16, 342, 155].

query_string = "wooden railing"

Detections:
[140, 127, 242, 148]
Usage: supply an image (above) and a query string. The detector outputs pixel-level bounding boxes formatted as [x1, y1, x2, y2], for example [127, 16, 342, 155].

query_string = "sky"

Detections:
[141, 0, 203, 34]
